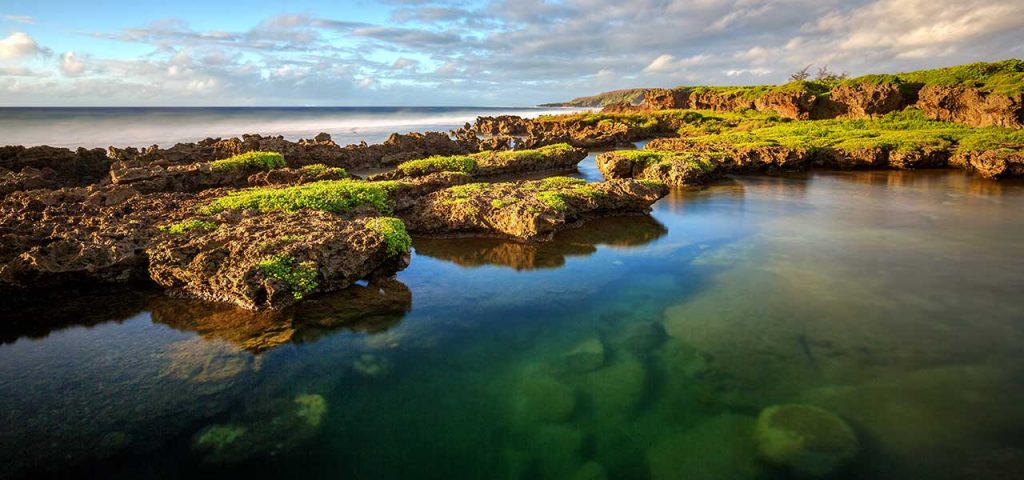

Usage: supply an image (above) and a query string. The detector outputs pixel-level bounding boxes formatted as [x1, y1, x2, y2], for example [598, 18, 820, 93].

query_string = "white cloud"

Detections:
[391, 57, 418, 70]
[0, 31, 43, 59]
[643, 54, 712, 74]
[2, 15, 35, 25]
[60, 51, 86, 76]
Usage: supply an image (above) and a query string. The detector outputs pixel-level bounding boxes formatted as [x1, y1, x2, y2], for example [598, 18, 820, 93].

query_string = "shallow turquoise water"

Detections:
[2, 165, 1023, 479]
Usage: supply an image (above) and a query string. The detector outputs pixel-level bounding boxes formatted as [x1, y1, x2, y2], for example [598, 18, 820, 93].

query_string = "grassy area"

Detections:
[201, 180, 400, 214]
[364, 217, 411, 256]
[210, 151, 287, 171]
[300, 164, 348, 177]
[613, 150, 717, 173]
[674, 80, 834, 100]
[396, 155, 477, 176]
[158, 219, 218, 234]
[679, 109, 1024, 153]
[438, 176, 608, 212]
[887, 60, 1024, 96]
[392, 143, 579, 177]
[258, 254, 319, 300]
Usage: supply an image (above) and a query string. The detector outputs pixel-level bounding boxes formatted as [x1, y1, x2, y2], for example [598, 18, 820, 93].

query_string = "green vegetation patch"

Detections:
[527, 176, 607, 212]
[888, 59, 1024, 96]
[210, 151, 287, 172]
[540, 88, 648, 107]
[681, 108, 1024, 154]
[300, 164, 348, 177]
[477, 143, 577, 167]
[258, 254, 319, 300]
[201, 180, 400, 214]
[364, 217, 411, 256]
[159, 219, 218, 234]
[397, 155, 477, 176]
[614, 150, 716, 173]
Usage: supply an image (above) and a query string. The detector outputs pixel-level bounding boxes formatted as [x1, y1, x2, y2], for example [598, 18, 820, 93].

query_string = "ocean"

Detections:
[0, 106, 581, 149]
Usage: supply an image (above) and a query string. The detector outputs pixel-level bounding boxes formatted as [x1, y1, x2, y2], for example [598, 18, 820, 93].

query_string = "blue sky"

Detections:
[1, 0, 1023, 106]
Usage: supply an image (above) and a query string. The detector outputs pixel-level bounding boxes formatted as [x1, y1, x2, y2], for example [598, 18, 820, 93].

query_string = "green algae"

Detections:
[201, 179, 400, 214]
[364, 216, 411, 256]
[258, 254, 318, 299]
[158, 219, 218, 234]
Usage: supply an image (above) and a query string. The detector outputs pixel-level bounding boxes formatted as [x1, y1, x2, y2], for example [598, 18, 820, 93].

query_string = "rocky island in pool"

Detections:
[3, 29, 1024, 479]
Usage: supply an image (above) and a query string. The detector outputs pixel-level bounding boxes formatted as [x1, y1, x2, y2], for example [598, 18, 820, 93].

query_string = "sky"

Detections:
[0, 0, 1022, 106]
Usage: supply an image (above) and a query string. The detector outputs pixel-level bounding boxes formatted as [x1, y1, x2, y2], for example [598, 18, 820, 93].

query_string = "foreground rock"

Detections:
[1, 145, 111, 194]
[0, 185, 188, 291]
[147, 210, 410, 310]
[401, 177, 668, 241]
[754, 404, 860, 478]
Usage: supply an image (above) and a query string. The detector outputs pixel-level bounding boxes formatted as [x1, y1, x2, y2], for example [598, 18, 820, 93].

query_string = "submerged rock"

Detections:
[558, 336, 606, 373]
[754, 404, 859, 478]
[647, 413, 762, 480]
[192, 393, 329, 464]
[514, 373, 577, 424]
[612, 321, 668, 355]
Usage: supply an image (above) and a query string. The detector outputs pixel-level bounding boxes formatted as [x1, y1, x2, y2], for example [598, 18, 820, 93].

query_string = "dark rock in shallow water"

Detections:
[754, 404, 860, 478]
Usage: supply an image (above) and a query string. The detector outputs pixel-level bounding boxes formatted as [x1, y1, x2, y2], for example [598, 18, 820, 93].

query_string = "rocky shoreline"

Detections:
[2, 60, 1022, 311]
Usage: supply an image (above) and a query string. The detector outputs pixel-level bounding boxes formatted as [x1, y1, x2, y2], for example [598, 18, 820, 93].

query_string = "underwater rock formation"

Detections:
[754, 404, 860, 478]
[192, 393, 328, 464]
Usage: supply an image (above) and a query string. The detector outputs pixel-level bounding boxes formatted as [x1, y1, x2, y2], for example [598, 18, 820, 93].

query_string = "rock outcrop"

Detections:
[371, 143, 587, 181]
[0, 145, 111, 194]
[916, 85, 1024, 128]
[147, 210, 410, 310]
[401, 177, 668, 241]
[596, 151, 719, 187]
[108, 131, 474, 171]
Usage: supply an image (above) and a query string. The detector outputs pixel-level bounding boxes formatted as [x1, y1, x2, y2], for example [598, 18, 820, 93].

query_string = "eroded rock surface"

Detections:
[147, 210, 410, 310]
[401, 178, 668, 241]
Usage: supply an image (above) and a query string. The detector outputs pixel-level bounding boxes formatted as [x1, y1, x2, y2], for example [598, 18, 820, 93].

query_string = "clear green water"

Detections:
[2, 164, 1024, 479]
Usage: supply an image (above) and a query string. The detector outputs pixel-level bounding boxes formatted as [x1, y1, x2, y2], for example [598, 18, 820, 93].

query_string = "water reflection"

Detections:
[413, 215, 667, 270]
[152, 279, 412, 353]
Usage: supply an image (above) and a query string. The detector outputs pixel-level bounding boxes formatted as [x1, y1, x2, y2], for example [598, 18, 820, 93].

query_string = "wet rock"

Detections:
[754, 404, 859, 478]
[401, 178, 668, 241]
[647, 414, 762, 480]
[514, 374, 577, 423]
[147, 210, 410, 310]
[558, 336, 606, 373]
[950, 149, 1024, 179]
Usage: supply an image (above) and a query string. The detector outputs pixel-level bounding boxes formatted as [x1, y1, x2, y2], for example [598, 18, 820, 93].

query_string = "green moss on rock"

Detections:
[364, 217, 411, 256]
[258, 254, 319, 300]
[210, 151, 287, 171]
[201, 180, 399, 214]
[159, 219, 219, 234]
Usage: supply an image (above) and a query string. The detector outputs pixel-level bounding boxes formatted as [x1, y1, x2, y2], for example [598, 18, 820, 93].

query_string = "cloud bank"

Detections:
[1, 0, 1022, 106]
